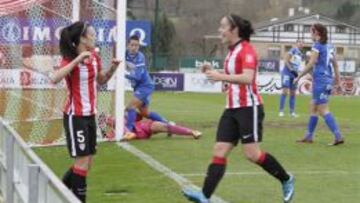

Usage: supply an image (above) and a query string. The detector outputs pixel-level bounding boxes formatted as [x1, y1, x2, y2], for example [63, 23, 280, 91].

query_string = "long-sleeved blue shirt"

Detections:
[125, 50, 154, 90]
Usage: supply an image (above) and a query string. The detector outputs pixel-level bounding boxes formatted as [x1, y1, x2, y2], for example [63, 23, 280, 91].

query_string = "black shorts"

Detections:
[63, 114, 97, 158]
[216, 105, 264, 145]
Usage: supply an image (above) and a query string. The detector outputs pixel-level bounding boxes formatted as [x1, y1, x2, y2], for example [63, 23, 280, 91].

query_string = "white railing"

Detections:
[0, 117, 81, 203]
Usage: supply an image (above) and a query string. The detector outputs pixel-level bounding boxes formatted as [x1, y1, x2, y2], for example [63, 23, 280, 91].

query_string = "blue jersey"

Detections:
[125, 50, 154, 90]
[311, 42, 334, 85]
[284, 47, 303, 73]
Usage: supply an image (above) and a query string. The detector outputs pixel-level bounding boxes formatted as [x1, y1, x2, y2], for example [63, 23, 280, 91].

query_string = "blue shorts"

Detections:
[312, 83, 333, 105]
[281, 71, 297, 90]
[134, 87, 153, 107]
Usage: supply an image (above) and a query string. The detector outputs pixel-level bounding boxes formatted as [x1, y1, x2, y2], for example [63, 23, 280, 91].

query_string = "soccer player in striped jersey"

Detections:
[182, 14, 294, 203]
[279, 40, 304, 117]
[125, 35, 167, 133]
[51, 21, 119, 202]
[295, 23, 344, 146]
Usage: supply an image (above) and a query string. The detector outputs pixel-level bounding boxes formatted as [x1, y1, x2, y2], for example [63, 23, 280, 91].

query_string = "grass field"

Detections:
[35, 92, 360, 203]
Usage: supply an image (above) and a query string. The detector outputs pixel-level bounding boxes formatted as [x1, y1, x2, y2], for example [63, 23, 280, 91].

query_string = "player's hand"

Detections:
[205, 70, 223, 81]
[293, 77, 300, 84]
[200, 63, 212, 73]
[222, 82, 229, 92]
[76, 51, 92, 63]
[334, 76, 341, 86]
[111, 59, 121, 70]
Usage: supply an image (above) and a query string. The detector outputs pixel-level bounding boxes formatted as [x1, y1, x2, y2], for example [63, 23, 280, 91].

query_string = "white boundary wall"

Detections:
[0, 117, 80, 203]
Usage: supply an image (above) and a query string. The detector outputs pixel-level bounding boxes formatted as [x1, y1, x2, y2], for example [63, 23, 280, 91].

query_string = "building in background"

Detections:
[204, 12, 360, 74]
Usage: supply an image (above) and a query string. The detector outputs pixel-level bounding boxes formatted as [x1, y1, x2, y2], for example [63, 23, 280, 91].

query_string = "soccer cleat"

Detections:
[279, 112, 285, 117]
[182, 188, 209, 203]
[192, 130, 202, 139]
[290, 112, 299, 118]
[328, 139, 344, 146]
[296, 138, 313, 144]
[120, 132, 137, 141]
[282, 174, 295, 203]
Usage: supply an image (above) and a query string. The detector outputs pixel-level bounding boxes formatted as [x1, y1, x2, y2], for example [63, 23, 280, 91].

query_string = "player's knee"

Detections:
[244, 150, 260, 163]
[74, 156, 91, 171]
[140, 111, 149, 117]
[213, 144, 230, 158]
[282, 89, 289, 95]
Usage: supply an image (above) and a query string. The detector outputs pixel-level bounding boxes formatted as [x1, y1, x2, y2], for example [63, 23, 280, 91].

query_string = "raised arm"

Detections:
[50, 51, 91, 84]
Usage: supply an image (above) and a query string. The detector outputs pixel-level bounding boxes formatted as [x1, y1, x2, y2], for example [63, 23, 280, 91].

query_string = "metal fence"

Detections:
[0, 117, 80, 203]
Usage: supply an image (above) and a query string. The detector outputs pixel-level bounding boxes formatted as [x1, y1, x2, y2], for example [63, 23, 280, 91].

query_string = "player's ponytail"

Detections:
[59, 21, 87, 60]
[228, 14, 254, 41]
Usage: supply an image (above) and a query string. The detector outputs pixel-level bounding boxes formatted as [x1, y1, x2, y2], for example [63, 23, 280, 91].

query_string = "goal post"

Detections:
[0, 0, 126, 146]
[115, 0, 127, 141]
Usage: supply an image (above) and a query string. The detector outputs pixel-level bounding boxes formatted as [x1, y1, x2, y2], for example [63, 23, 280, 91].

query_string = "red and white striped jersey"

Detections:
[60, 52, 102, 116]
[224, 41, 262, 109]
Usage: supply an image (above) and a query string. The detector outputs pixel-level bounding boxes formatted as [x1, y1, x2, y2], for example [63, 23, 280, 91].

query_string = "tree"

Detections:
[153, 13, 175, 54]
[336, 1, 357, 21]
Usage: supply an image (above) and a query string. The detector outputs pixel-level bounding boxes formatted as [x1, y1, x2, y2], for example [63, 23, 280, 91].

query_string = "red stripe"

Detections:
[256, 151, 267, 165]
[212, 156, 227, 165]
[72, 167, 88, 177]
[240, 85, 247, 106]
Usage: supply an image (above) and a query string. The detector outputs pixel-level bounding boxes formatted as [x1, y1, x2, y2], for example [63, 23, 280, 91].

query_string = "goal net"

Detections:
[0, 0, 120, 146]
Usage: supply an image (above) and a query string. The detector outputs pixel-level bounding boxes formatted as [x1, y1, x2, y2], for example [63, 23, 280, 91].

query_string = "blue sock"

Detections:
[323, 113, 342, 140]
[289, 95, 295, 113]
[306, 115, 318, 140]
[126, 108, 137, 131]
[148, 112, 167, 123]
[279, 94, 286, 112]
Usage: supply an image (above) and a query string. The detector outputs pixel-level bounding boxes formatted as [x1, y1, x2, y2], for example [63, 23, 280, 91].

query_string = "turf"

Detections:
[35, 92, 360, 203]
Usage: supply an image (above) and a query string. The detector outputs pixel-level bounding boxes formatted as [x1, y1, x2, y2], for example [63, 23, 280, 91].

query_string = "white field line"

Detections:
[117, 142, 228, 203]
[179, 170, 360, 177]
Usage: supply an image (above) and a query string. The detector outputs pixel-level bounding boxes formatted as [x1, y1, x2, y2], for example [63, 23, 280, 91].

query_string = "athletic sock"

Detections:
[257, 152, 290, 183]
[62, 166, 73, 189]
[289, 95, 296, 113]
[202, 156, 227, 198]
[279, 94, 286, 112]
[72, 167, 88, 203]
[126, 108, 137, 131]
[167, 124, 193, 136]
[305, 115, 318, 140]
[323, 113, 342, 140]
[148, 111, 167, 123]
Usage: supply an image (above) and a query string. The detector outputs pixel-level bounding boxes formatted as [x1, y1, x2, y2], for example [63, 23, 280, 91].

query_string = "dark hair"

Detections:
[311, 23, 328, 44]
[59, 21, 88, 60]
[227, 14, 254, 41]
[128, 35, 140, 43]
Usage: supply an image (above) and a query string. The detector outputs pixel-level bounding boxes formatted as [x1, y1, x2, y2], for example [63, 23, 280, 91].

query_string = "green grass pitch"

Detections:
[35, 92, 360, 203]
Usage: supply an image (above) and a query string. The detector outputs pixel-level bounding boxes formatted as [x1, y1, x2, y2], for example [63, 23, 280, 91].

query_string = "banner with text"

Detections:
[150, 73, 184, 91]
[184, 73, 222, 93]
[0, 18, 151, 46]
